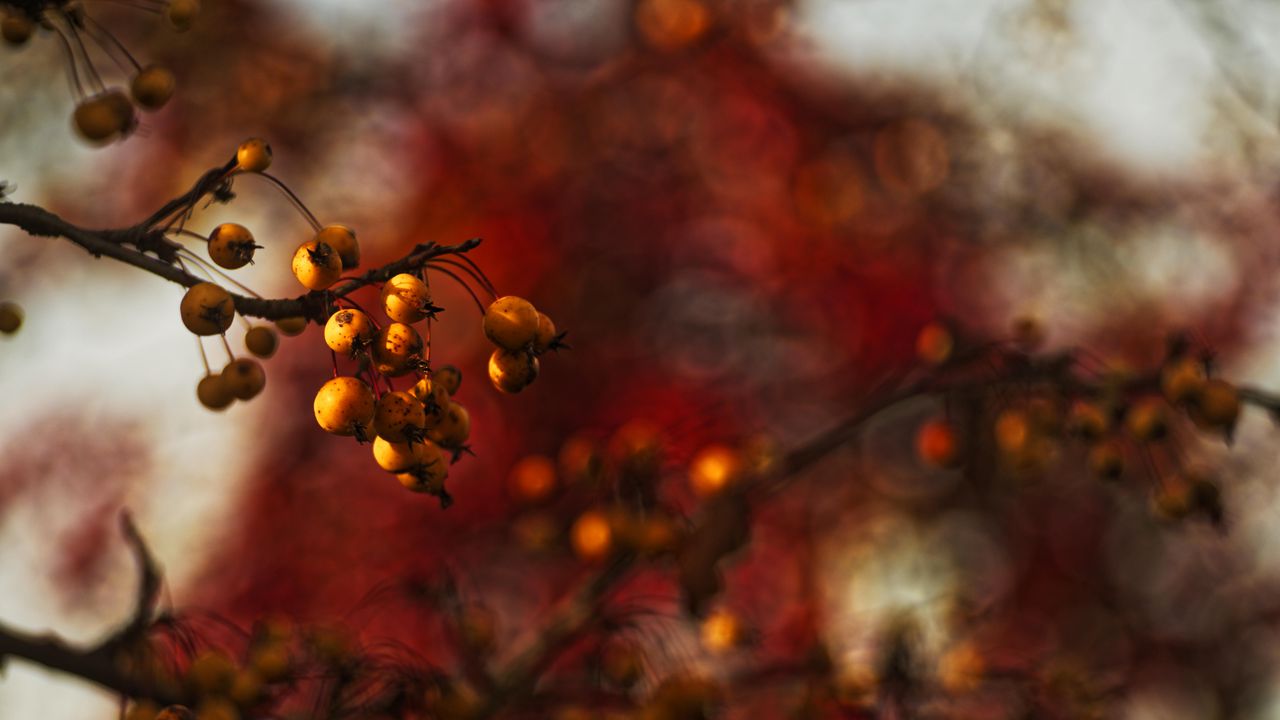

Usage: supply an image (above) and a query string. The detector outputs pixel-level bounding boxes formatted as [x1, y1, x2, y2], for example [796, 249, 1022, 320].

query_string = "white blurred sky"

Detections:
[5, 0, 1280, 717]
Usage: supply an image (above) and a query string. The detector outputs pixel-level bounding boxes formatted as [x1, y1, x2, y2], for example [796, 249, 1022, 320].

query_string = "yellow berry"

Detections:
[483, 296, 539, 350]
[410, 376, 451, 427]
[381, 273, 433, 324]
[532, 311, 557, 352]
[488, 348, 539, 393]
[0, 301, 22, 334]
[372, 436, 431, 473]
[315, 224, 359, 269]
[1125, 398, 1168, 442]
[395, 442, 448, 492]
[291, 240, 342, 291]
[222, 359, 265, 400]
[130, 65, 176, 110]
[1160, 357, 1206, 405]
[374, 391, 427, 442]
[700, 609, 744, 653]
[166, 0, 201, 31]
[433, 364, 462, 395]
[196, 373, 233, 411]
[372, 322, 423, 376]
[313, 377, 375, 436]
[1190, 379, 1241, 431]
[73, 90, 135, 144]
[207, 223, 257, 269]
[427, 401, 470, 448]
[244, 326, 278, 358]
[274, 316, 307, 336]
[180, 282, 235, 336]
[324, 309, 375, 357]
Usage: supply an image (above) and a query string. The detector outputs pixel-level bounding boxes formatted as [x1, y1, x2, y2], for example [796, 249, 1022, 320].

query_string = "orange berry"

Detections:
[571, 510, 613, 562]
[372, 322, 423, 376]
[688, 444, 742, 497]
[533, 312, 558, 352]
[313, 377, 376, 436]
[314, 224, 359, 269]
[381, 273, 433, 323]
[483, 296, 539, 351]
[2, 13, 34, 45]
[235, 137, 270, 172]
[433, 365, 462, 396]
[373, 391, 427, 442]
[243, 326, 278, 359]
[222, 358, 265, 400]
[1087, 440, 1124, 481]
[700, 609, 743, 653]
[993, 409, 1031, 455]
[291, 240, 342, 291]
[180, 282, 235, 336]
[131, 65, 176, 110]
[166, 0, 200, 31]
[488, 348, 539, 393]
[274, 316, 307, 336]
[324, 309, 374, 357]
[508, 454, 558, 504]
[1160, 357, 1206, 405]
[427, 401, 470, 448]
[72, 90, 135, 144]
[1190, 379, 1241, 431]
[915, 322, 953, 365]
[1066, 400, 1109, 440]
[196, 373, 233, 411]
[916, 419, 960, 468]
[207, 223, 257, 269]
[1125, 398, 1168, 442]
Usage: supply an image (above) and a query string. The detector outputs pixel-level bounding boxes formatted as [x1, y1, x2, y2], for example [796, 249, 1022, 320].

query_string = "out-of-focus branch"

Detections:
[0, 513, 183, 706]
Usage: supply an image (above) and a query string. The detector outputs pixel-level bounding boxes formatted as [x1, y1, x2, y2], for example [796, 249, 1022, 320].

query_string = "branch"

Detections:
[0, 163, 483, 325]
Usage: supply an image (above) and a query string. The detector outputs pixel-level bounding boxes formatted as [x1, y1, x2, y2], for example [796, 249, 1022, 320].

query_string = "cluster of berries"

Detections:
[483, 295, 564, 393]
[913, 321, 1242, 525]
[2, 0, 197, 144]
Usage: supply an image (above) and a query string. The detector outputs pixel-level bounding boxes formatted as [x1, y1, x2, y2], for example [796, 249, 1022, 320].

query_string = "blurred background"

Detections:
[5, 0, 1280, 717]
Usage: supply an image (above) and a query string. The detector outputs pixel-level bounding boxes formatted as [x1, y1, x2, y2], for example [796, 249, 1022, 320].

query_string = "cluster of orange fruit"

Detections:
[483, 295, 564, 393]
[914, 321, 1241, 524]
[178, 140, 310, 411]
[1, 0, 197, 144]
[121, 619, 294, 720]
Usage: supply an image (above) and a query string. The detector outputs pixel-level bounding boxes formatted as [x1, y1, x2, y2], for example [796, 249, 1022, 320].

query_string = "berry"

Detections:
[73, 90, 135, 144]
[410, 376, 451, 426]
[381, 273, 433, 323]
[196, 373, 233, 411]
[180, 282, 235, 336]
[688, 444, 742, 498]
[314, 224, 359, 269]
[374, 391, 427, 442]
[508, 454, 558, 504]
[275, 316, 307, 336]
[1087, 440, 1124, 481]
[166, 0, 200, 31]
[916, 418, 960, 468]
[1190, 378, 1241, 431]
[185, 649, 236, 696]
[244, 326, 278, 358]
[433, 364, 462, 395]
[608, 420, 663, 478]
[428, 401, 471, 448]
[1, 12, 33, 45]
[395, 441, 448, 492]
[324, 309, 374, 357]
[1066, 400, 1109, 440]
[488, 348, 539, 393]
[994, 409, 1030, 455]
[571, 510, 613, 562]
[372, 436, 429, 473]
[291, 240, 341, 291]
[236, 137, 271, 172]
[130, 65, 176, 110]
[1160, 357, 1206, 405]
[313, 377, 375, 436]
[1125, 398, 1168, 442]
[372, 322, 423, 376]
[222, 359, 265, 400]
[207, 223, 257, 269]
[532, 312, 557, 352]
[483, 296, 539, 351]
[915, 322, 953, 365]
[0, 301, 22, 334]
[700, 609, 743, 653]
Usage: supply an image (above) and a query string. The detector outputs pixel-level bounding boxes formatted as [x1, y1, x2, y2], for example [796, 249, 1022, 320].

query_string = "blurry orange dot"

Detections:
[994, 410, 1030, 454]
[609, 420, 664, 477]
[873, 118, 949, 197]
[571, 510, 614, 562]
[792, 152, 864, 228]
[916, 322, 953, 365]
[508, 454, 558, 504]
[559, 433, 603, 486]
[636, 0, 712, 52]
[689, 444, 742, 497]
[916, 419, 960, 468]
[700, 609, 743, 653]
